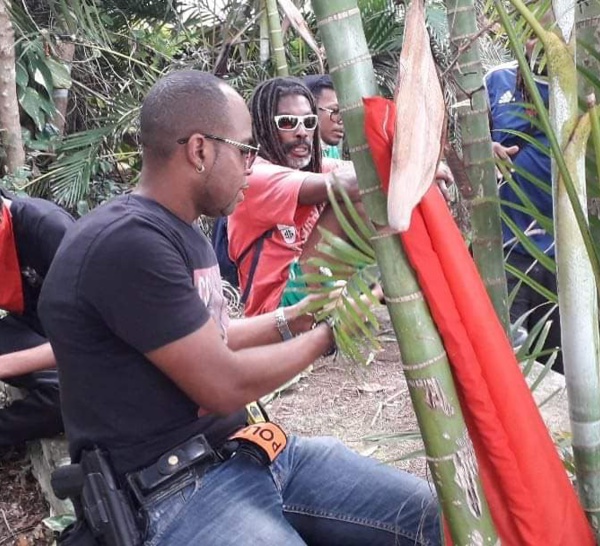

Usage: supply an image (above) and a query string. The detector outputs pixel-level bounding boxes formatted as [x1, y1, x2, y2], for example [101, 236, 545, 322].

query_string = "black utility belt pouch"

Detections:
[126, 433, 215, 498]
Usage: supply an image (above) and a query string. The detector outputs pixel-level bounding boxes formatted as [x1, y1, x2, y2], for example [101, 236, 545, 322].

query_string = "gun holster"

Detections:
[56, 519, 97, 546]
[51, 449, 143, 546]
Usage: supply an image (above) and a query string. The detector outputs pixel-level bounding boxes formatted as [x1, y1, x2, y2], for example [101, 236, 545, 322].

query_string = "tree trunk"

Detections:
[50, 41, 74, 137]
[445, 0, 510, 335]
[551, 1, 600, 535]
[310, 0, 498, 542]
[264, 0, 288, 76]
[572, 0, 600, 536]
[578, 0, 600, 256]
[0, 0, 25, 175]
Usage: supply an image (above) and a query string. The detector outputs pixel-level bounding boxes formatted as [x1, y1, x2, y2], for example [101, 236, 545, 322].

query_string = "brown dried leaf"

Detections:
[389, 0, 445, 231]
[277, 0, 325, 73]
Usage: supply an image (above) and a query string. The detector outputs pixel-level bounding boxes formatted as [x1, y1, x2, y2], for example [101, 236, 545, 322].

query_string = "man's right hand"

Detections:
[492, 142, 519, 180]
[492, 141, 519, 161]
[299, 161, 359, 205]
[329, 163, 360, 201]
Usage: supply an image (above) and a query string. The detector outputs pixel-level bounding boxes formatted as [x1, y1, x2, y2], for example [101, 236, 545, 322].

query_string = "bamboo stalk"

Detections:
[578, 0, 600, 256]
[264, 0, 288, 76]
[445, 0, 510, 335]
[497, 0, 600, 536]
[310, 0, 498, 542]
[573, 0, 600, 537]
[259, 8, 270, 65]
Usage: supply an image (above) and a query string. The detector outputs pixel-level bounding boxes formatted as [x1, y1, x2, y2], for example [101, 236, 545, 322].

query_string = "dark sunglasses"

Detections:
[318, 106, 343, 124]
[177, 134, 260, 170]
[273, 114, 319, 132]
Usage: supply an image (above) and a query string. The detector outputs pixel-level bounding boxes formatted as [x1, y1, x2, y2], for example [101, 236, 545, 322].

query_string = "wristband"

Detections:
[314, 315, 337, 357]
[275, 307, 293, 341]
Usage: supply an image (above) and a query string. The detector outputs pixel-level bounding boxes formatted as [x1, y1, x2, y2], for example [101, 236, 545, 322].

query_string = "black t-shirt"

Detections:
[39, 194, 246, 475]
[1, 190, 74, 332]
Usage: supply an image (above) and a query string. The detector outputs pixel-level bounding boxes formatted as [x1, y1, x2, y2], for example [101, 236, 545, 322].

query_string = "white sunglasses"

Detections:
[274, 114, 319, 132]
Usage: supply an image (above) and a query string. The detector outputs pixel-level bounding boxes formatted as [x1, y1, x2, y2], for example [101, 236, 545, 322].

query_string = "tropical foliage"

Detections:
[2, 0, 416, 213]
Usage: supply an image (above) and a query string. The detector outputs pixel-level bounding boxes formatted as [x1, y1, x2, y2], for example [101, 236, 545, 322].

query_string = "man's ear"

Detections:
[183, 134, 209, 170]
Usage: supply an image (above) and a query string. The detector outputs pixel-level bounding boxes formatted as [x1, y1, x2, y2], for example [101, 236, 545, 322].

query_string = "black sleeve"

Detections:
[37, 208, 75, 265]
[80, 219, 210, 353]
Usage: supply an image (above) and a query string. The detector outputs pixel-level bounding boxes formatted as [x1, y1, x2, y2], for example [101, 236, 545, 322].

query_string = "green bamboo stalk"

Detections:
[492, 1, 600, 285]
[589, 98, 600, 189]
[259, 7, 271, 65]
[264, 0, 288, 76]
[497, 0, 600, 536]
[445, 0, 510, 335]
[577, 0, 600, 257]
[310, 0, 498, 542]
[573, 0, 600, 536]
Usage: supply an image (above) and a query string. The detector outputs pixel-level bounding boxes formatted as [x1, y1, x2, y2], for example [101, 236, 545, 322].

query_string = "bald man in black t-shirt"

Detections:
[0, 189, 74, 450]
[39, 71, 441, 546]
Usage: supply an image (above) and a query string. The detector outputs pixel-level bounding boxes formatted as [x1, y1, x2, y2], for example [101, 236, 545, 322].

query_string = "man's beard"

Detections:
[283, 139, 313, 170]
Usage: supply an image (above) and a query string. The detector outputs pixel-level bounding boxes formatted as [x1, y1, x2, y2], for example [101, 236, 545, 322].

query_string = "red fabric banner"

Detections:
[0, 203, 24, 314]
[363, 96, 594, 545]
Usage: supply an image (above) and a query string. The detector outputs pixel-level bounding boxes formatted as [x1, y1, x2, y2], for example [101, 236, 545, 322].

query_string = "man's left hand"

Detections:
[435, 161, 454, 202]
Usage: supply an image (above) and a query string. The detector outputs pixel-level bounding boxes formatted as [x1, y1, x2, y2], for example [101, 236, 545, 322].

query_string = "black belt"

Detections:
[124, 425, 284, 506]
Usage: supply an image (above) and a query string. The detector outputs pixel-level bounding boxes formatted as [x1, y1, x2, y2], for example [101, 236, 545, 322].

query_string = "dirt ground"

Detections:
[0, 307, 426, 546]
[0, 445, 54, 546]
[268, 329, 427, 478]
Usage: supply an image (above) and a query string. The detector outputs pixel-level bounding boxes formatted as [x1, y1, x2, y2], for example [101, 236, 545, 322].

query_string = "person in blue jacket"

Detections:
[485, 42, 561, 372]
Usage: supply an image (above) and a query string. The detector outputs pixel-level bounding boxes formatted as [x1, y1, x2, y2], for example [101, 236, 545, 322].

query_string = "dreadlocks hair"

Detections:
[249, 77, 322, 174]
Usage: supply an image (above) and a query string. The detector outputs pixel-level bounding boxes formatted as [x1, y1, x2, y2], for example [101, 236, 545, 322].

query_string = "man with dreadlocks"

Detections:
[484, 27, 561, 371]
[0, 188, 74, 452]
[228, 77, 362, 317]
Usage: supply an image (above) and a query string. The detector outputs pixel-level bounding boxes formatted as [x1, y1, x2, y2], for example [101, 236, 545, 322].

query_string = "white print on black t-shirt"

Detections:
[277, 224, 296, 244]
[194, 265, 230, 341]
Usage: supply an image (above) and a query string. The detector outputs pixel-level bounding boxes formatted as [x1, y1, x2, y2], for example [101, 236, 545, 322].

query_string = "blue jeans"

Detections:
[142, 435, 441, 546]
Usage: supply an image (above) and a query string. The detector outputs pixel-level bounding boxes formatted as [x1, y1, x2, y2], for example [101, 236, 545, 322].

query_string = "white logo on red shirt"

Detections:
[277, 224, 296, 244]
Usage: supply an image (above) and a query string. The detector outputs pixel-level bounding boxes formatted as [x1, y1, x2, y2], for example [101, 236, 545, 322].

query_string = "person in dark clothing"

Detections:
[484, 38, 562, 372]
[0, 188, 74, 448]
[39, 70, 441, 546]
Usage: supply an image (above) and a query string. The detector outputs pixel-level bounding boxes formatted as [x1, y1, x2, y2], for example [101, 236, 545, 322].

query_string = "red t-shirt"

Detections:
[228, 157, 341, 316]
[0, 203, 24, 314]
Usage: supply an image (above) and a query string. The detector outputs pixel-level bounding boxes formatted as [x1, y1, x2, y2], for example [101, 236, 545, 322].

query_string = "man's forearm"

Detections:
[227, 303, 313, 350]
[0, 342, 57, 378]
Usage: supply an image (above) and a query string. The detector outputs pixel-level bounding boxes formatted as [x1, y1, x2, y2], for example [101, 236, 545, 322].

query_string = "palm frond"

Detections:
[293, 185, 382, 365]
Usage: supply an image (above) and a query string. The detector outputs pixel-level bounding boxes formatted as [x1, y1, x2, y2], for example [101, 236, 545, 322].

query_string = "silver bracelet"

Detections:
[275, 307, 293, 341]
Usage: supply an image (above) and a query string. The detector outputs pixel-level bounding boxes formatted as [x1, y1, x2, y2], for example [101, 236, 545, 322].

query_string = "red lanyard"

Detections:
[0, 204, 24, 314]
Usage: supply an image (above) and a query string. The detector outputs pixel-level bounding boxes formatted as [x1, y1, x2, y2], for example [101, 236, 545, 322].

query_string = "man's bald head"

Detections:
[140, 70, 233, 161]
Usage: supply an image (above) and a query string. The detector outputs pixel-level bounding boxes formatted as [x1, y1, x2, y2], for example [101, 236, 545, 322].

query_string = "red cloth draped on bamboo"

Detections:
[0, 203, 24, 314]
[363, 96, 594, 545]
